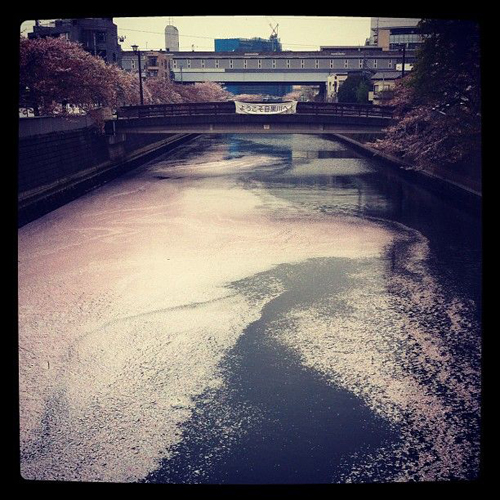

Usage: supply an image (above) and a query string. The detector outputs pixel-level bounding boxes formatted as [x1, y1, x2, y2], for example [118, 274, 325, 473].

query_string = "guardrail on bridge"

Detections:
[117, 101, 394, 120]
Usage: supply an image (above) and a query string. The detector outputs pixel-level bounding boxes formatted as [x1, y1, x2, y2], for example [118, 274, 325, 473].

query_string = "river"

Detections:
[18, 133, 482, 484]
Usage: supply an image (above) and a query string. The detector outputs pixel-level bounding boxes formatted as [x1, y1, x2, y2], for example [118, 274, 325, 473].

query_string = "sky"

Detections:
[20, 16, 373, 52]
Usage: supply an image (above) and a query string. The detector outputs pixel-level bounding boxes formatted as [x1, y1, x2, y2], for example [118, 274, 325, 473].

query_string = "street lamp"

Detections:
[131, 44, 144, 105]
[399, 43, 407, 78]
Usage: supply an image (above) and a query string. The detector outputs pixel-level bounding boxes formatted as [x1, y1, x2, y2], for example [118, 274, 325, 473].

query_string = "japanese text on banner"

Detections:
[234, 101, 297, 115]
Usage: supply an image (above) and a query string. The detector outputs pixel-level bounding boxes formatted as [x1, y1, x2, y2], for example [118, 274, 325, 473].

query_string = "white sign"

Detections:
[234, 101, 297, 115]
[396, 63, 413, 71]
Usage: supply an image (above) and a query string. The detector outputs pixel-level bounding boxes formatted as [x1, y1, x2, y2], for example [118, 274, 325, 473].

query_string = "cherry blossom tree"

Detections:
[20, 36, 115, 115]
[20, 36, 245, 116]
[105, 63, 151, 107]
[142, 79, 233, 105]
[173, 82, 233, 103]
[283, 90, 303, 102]
[144, 77, 184, 104]
[20, 36, 154, 115]
[370, 19, 481, 171]
[232, 94, 266, 102]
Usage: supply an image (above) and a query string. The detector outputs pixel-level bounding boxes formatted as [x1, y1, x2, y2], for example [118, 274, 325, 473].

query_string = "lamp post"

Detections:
[400, 43, 407, 78]
[131, 44, 144, 105]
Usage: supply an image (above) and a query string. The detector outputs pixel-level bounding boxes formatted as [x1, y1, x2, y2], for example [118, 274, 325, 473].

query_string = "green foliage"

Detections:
[356, 80, 371, 104]
[409, 19, 480, 108]
[337, 74, 372, 104]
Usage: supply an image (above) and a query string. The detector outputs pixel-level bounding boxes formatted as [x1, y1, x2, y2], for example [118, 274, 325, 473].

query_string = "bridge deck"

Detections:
[116, 101, 393, 119]
[107, 101, 393, 135]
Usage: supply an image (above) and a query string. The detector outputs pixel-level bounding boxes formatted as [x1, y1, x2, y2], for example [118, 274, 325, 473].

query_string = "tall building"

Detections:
[368, 17, 422, 51]
[214, 36, 291, 98]
[121, 50, 173, 80]
[165, 25, 179, 52]
[28, 18, 122, 65]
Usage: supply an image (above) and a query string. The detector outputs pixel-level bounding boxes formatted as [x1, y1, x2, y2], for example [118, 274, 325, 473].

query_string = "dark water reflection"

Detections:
[233, 134, 481, 317]
[146, 134, 481, 484]
[146, 258, 401, 485]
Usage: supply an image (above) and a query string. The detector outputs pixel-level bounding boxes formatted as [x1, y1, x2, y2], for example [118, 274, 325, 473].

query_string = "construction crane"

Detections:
[269, 23, 279, 51]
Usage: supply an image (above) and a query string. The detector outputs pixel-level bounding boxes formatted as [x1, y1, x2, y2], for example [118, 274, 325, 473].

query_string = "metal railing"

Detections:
[117, 102, 236, 119]
[117, 101, 393, 120]
[297, 102, 393, 118]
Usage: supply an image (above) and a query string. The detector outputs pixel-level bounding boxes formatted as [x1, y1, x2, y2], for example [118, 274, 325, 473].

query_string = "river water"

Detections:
[18, 134, 482, 484]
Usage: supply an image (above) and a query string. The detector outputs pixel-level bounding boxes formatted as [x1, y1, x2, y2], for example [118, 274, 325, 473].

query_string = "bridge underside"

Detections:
[115, 124, 387, 134]
[173, 71, 332, 86]
[110, 114, 390, 135]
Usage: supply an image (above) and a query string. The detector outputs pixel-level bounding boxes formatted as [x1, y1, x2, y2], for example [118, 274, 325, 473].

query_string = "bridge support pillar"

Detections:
[315, 83, 327, 102]
[107, 133, 127, 161]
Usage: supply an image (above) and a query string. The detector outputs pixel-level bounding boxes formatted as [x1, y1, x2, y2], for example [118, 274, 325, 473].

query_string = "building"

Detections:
[368, 17, 422, 51]
[321, 46, 382, 102]
[326, 73, 348, 102]
[165, 25, 179, 52]
[215, 36, 282, 53]
[214, 36, 292, 98]
[121, 50, 173, 80]
[360, 17, 420, 103]
[28, 18, 122, 65]
[368, 70, 402, 105]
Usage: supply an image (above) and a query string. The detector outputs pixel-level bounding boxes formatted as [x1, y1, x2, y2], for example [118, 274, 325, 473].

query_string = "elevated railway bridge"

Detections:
[169, 47, 413, 90]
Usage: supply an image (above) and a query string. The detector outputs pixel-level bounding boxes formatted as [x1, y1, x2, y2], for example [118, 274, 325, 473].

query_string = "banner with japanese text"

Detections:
[234, 101, 297, 115]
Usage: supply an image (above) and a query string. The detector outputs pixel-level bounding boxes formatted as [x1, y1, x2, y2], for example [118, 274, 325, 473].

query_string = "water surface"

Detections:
[18, 134, 481, 483]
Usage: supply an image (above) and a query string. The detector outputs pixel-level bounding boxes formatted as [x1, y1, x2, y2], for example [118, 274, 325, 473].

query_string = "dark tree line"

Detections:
[337, 74, 372, 104]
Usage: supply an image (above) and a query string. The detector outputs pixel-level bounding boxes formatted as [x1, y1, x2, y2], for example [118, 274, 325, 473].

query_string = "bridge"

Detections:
[170, 48, 413, 87]
[106, 101, 393, 135]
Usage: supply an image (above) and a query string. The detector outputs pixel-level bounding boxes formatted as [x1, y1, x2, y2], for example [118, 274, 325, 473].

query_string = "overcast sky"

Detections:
[20, 16, 374, 52]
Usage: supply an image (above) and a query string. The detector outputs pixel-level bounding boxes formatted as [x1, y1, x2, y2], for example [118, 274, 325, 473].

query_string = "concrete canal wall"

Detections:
[18, 115, 198, 226]
[331, 133, 481, 214]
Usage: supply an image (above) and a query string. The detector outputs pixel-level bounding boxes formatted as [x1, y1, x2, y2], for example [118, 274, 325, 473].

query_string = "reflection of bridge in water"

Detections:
[105, 101, 393, 135]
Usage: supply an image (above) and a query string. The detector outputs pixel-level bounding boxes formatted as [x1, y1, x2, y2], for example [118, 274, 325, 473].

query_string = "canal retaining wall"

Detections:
[18, 116, 198, 227]
[330, 133, 481, 214]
